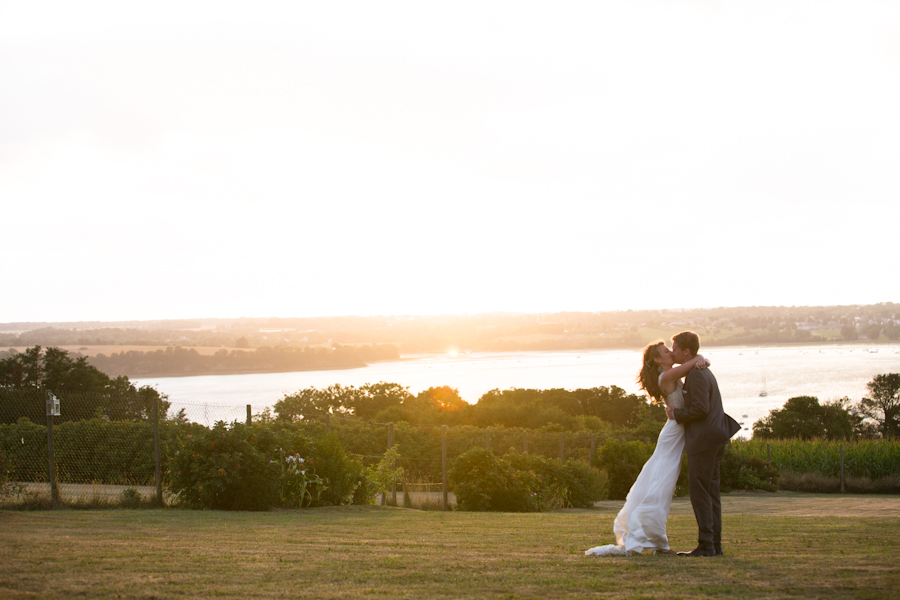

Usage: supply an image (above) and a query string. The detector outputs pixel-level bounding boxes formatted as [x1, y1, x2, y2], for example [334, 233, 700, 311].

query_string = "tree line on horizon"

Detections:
[1, 303, 898, 355]
[85, 343, 399, 377]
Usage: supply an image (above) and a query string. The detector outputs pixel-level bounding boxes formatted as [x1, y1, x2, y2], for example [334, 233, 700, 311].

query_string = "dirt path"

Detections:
[588, 491, 900, 517]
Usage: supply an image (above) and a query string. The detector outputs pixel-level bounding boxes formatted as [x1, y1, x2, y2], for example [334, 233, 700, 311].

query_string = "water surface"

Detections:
[135, 344, 900, 434]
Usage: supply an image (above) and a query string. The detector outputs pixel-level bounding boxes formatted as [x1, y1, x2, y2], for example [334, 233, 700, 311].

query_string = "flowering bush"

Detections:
[169, 422, 277, 510]
[168, 422, 370, 510]
[280, 452, 326, 508]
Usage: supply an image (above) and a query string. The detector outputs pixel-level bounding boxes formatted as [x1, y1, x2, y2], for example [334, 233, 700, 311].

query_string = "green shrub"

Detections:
[305, 433, 365, 506]
[450, 448, 607, 512]
[119, 487, 144, 508]
[168, 421, 368, 510]
[720, 448, 779, 492]
[352, 467, 377, 505]
[449, 447, 540, 512]
[504, 452, 608, 508]
[169, 421, 278, 510]
[562, 459, 609, 507]
[279, 452, 325, 508]
[596, 439, 654, 500]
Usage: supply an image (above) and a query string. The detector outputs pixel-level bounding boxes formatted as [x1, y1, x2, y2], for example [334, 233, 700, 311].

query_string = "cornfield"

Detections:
[732, 438, 900, 480]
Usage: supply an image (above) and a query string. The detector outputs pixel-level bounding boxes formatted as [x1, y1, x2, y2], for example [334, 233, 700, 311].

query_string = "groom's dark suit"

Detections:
[673, 368, 740, 553]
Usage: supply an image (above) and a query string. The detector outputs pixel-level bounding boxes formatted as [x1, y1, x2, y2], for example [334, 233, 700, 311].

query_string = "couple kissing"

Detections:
[586, 331, 740, 557]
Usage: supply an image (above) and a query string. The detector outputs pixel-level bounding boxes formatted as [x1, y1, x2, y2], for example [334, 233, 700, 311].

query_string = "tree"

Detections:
[274, 387, 336, 422]
[575, 386, 649, 427]
[840, 323, 858, 341]
[862, 323, 882, 341]
[417, 386, 467, 412]
[0, 346, 169, 423]
[752, 396, 859, 440]
[884, 323, 900, 341]
[858, 373, 900, 438]
[350, 382, 414, 420]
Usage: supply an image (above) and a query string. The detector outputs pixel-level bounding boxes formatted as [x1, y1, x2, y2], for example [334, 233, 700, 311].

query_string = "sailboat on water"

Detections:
[759, 374, 768, 397]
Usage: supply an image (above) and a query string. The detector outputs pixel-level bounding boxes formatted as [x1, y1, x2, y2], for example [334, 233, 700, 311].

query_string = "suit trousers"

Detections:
[687, 442, 726, 550]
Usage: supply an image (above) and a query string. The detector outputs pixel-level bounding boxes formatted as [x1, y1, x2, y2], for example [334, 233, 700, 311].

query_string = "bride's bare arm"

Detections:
[660, 354, 709, 389]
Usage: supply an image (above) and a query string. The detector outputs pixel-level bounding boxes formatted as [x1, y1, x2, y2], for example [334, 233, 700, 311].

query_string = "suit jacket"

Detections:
[673, 367, 740, 456]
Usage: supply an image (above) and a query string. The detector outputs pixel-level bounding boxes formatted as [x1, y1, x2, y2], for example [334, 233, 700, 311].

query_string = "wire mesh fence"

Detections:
[1, 389, 612, 508]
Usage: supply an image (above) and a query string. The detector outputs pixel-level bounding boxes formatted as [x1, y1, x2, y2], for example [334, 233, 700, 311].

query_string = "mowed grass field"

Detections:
[2, 494, 899, 600]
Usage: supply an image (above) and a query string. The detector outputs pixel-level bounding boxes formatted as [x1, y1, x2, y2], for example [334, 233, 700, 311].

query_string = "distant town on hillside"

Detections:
[2, 303, 897, 355]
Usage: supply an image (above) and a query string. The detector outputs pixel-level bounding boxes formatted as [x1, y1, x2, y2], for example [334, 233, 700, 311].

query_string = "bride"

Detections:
[585, 341, 709, 556]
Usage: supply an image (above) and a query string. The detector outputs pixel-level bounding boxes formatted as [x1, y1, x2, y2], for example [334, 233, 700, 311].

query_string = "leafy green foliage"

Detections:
[720, 447, 779, 492]
[753, 396, 861, 440]
[596, 438, 654, 500]
[280, 452, 325, 508]
[0, 347, 169, 423]
[859, 373, 900, 439]
[449, 448, 539, 512]
[505, 452, 608, 509]
[731, 438, 900, 481]
[368, 446, 405, 499]
[0, 416, 167, 485]
[306, 433, 366, 507]
[168, 422, 367, 510]
[274, 382, 415, 422]
[449, 448, 607, 512]
[169, 422, 277, 510]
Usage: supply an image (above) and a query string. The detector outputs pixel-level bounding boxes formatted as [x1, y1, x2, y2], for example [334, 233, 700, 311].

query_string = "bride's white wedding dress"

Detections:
[585, 373, 686, 556]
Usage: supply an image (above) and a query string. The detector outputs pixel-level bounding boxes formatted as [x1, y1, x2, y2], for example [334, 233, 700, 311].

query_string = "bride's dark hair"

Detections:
[637, 341, 666, 403]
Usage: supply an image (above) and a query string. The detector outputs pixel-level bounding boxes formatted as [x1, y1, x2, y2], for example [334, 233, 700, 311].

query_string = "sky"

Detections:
[2, 1, 899, 323]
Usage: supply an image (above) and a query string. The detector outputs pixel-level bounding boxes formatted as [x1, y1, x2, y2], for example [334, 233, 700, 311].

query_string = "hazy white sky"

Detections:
[2, 1, 899, 323]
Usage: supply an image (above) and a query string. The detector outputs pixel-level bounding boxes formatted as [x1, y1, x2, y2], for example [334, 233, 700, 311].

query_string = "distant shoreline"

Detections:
[125, 364, 369, 379]
[130, 341, 899, 380]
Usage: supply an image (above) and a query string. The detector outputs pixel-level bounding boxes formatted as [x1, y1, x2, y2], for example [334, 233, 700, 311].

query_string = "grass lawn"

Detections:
[2, 494, 899, 599]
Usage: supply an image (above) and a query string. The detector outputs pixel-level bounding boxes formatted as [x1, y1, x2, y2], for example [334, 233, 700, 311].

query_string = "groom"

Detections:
[665, 331, 740, 557]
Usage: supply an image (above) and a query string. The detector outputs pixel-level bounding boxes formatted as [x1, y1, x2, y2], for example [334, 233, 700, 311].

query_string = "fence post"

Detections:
[246, 405, 251, 426]
[766, 443, 771, 462]
[485, 428, 490, 452]
[523, 430, 527, 454]
[840, 445, 845, 493]
[388, 423, 396, 505]
[559, 432, 564, 462]
[46, 405, 58, 507]
[442, 425, 448, 511]
[154, 393, 162, 506]
[590, 434, 596, 466]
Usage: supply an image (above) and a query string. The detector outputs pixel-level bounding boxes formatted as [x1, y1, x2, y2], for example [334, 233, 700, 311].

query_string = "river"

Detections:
[134, 343, 900, 435]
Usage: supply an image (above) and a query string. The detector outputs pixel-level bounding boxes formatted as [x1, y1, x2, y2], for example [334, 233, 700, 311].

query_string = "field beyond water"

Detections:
[2, 494, 899, 599]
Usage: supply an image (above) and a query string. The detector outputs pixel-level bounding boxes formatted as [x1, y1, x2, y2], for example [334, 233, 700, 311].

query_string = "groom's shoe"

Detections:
[714, 546, 724, 557]
[677, 546, 717, 557]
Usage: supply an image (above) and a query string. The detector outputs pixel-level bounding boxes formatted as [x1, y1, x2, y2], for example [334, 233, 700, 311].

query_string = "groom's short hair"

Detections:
[672, 331, 700, 357]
